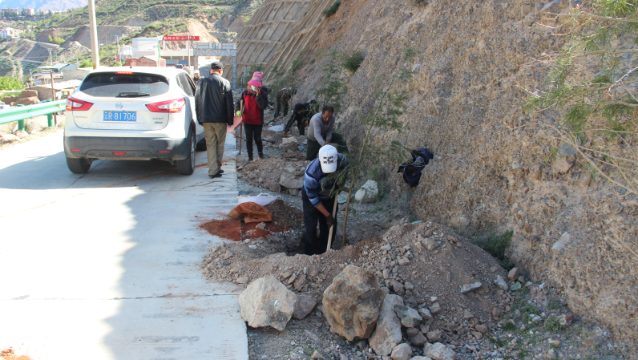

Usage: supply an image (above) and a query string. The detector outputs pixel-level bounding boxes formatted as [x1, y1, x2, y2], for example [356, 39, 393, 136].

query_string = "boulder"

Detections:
[424, 342, 456, 360]
[322, 265, 386, 341]
[394, 305, 422, 328]
[369, 294, 404, 355]
[265, 181, 281, 193]
[279, 136, 299, 151]
[238, 275, 297, 331]
[279, 173, 303, 189]
[354, 180, 378, 203]
[19, 90, 38, 98]
[293, 295, 317, 320]
[391, 343, 412, 360]
[410, 332, 427, 347]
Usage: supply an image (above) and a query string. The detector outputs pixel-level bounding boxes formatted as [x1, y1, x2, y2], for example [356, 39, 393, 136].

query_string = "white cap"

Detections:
[319, 145, 338, 173]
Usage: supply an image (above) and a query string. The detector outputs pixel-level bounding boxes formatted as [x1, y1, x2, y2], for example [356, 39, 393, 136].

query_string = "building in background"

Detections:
[22, 8, 35, 16]
[1, 27, 19, 39]
[1, 8, 18, 17]
[125, 56, 166, 68]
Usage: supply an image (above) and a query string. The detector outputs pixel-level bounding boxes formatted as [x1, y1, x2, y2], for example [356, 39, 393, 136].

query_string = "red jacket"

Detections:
[238, 90, 268, 125]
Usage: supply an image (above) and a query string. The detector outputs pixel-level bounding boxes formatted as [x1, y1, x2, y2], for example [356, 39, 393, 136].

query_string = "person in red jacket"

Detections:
[237, 72, 269, 161]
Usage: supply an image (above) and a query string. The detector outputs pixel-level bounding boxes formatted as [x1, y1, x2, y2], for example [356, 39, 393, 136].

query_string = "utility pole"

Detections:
[50, 70, 57, 124]
[116, 36, 120, 65]
[87, 0, 99, 69]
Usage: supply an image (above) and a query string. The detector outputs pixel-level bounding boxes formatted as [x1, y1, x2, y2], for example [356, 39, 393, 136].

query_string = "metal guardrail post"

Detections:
[16, 105, 25, 131]
[47, 113, 54, 127]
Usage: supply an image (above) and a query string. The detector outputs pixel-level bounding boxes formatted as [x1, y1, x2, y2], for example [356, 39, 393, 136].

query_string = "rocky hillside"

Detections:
[242, 0, 637, 352]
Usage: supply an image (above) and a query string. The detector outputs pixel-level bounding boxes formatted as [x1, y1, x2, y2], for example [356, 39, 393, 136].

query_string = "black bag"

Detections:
[397, 147, 433, 187]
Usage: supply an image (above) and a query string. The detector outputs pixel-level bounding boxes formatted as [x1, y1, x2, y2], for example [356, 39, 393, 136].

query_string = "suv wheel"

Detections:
[176, 130, 195, 175]
[66, 157, 91, 174]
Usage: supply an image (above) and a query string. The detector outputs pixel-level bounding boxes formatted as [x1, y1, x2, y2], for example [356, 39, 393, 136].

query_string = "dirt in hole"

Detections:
[199, 200, 304, 242]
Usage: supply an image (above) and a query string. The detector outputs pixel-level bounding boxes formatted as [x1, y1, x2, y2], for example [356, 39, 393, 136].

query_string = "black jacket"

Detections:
[195, 73, 234, 125]
[236, 89, 269, 125]
[284, 102, 313, 133]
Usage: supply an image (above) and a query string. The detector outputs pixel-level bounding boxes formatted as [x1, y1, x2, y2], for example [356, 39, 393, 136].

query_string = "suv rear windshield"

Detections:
[79, 72, 169, 97]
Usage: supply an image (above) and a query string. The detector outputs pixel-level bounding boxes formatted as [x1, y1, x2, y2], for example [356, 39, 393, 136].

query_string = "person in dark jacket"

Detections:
[236, 72, 269, 161]
[195, 61, 234, 178]
[284, 99, 317, 135]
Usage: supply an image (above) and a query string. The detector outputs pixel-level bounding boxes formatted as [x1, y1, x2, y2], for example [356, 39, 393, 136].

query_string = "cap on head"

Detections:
[319, 145, 338, 173]
[210, 61, 223, 70]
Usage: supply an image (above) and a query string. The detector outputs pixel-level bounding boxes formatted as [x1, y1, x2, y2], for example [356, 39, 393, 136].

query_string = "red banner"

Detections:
[162, 35, 200, 41]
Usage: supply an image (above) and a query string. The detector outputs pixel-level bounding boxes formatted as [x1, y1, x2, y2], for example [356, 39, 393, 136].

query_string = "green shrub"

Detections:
[0, 76, 25, 91]
[470, 228, 514, 269]
[322, 0, 341, 17]
[79, 60, 93, 68]
[342, 51, 364, 73]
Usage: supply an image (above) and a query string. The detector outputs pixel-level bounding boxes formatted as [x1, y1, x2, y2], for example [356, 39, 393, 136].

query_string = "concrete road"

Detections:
[0, 131, 248, 360]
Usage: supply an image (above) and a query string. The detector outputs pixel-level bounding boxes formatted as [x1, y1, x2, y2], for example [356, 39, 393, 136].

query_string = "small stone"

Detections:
[517, 276, 525, 283]
[546, 348, 557, 359]
[558, 314, 574, 326]
[495, 275, 508, 291]
[420, 324, 430, 334]
[492, 308, 501, 320]
[394, 305, 423, 328]
[236, 277, 249, 284]
[418, 307, 432, 319]
[223, 251, 234, 260]
[549, 339, 561, 347]
[286, 273, 297, 285]
[423, 238, 438, 251]
[507, 268, 520, 281]
[552, 156, 573, 174]
[404, 282, 414, 290]
[532, 226, 544, 236]
[355, 180, 379, 203]
[398, 257, 411, 266]
[424, 229, 433, 237]
[425, 342, 455, 360]
[256, 222, 266, 230]
[265, 181, 281, 193]
[429, 302, 441, 314]
[390, 280, 406, 296]
[475, 324, 488, 334]
[407, 327, 420, 337]
[510, 282, 522, 291]
[552, 232, 572, 252]
[583, 337, 596, 347]
[558, 142, 577, 156]
[460, 282, 482, 294]
[410, 332, 428, 347]
[426, 330, 442, 342]
[390, 343, 412, 360]
[311, 350, 325, 359]
[471, 331, 483, 340]
[294, 274, 306, 291]
[463, 310, 473, 319]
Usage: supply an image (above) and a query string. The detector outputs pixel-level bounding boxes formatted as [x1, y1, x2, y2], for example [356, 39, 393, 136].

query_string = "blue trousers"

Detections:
[301, 187, 337, 255]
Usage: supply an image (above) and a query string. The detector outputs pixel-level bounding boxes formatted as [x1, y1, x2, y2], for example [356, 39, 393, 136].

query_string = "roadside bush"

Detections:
[0, 76, 25, 91]
[322, 0, 341, 17]
[79, 60, 93, 68]
[342, 51, 364, 73]
[470, 228, 514, 269]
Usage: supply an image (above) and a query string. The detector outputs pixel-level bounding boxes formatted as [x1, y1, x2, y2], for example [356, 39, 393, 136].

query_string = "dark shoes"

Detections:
[259, 153, 264, 160]
[209, 172, 222, 178]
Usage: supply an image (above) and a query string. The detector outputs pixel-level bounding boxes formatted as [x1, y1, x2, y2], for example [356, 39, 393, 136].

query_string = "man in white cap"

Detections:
[301, 145, 349, 255]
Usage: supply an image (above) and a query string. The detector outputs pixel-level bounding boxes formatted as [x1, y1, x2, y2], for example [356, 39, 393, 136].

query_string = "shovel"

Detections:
[325, 197, 338, 252]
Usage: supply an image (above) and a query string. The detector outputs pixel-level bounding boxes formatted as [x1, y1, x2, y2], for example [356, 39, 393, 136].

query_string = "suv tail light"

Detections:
[146, 98, 185, 113]
[66, 97, 93, 111]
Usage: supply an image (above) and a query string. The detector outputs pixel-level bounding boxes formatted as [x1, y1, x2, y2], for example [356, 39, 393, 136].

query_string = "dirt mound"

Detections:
[203, 221, 511, 344]
[1, 348, 32, 360]
[199, 200, 304, 242]
[238, 155, 309, 192]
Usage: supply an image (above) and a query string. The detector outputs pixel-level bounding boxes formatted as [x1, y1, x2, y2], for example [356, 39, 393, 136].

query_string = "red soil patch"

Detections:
[199, 200, 304, 241]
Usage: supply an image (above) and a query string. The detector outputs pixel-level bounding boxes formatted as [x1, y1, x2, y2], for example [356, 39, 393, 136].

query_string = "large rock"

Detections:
[293, 294, 317, 320]
[238, 275, 297, 331]
[279, 136, 299, 151]
[19, 90, 39, 98]
[322, 265, 386, 341]
[354, 180, 378, 203]
[394, 305, 422, 328]
[369, 294, 404, 355]
[424, 342, 456, 360]
[279, 173, 303, 189]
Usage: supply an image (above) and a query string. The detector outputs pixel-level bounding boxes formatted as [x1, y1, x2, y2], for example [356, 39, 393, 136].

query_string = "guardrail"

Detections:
[0, 99, 66, 131]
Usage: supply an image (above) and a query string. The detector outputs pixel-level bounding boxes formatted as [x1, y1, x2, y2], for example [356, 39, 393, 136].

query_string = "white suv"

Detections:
[63, 67, 205, 175]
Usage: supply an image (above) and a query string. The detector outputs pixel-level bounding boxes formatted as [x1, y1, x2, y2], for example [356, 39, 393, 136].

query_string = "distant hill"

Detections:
[0, 0, 86, 11]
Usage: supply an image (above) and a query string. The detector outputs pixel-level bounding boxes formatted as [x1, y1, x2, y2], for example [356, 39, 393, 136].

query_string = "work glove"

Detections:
[326, 214, 335, 228]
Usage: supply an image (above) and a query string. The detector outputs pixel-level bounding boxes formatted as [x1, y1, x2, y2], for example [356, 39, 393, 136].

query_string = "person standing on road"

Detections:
[302, 145, 348, 255]
[195, 61, 234, 178]
[306, 105, 349, 160]
[237, 72, 269, 162]
[283, 99, 317, 136]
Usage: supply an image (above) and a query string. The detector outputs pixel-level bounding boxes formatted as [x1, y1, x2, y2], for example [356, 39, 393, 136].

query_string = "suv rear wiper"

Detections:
[117, 92, 150, 97]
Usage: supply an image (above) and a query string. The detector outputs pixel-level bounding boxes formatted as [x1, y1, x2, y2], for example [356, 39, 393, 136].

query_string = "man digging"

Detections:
[306, 105, 349, 160]
[301, 145, 348, 255]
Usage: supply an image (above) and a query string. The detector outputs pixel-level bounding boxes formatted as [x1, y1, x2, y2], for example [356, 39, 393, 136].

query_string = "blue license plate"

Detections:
[103, 111, 137, 122]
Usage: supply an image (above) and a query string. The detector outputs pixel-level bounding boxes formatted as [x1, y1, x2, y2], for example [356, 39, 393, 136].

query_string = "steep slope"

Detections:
[237, 0, 638, 352]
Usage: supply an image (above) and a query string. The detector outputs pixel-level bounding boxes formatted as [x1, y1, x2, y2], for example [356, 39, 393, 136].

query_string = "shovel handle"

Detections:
[326, 197, 339, 252]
